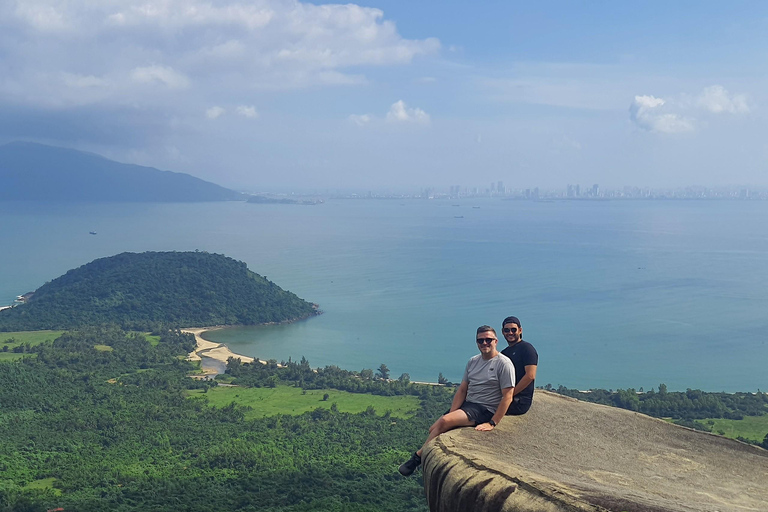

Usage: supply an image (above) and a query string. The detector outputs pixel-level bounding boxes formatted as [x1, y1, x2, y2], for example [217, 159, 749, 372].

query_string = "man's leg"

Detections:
[399, 409, 475, 476]
[418, 409, 474, 456]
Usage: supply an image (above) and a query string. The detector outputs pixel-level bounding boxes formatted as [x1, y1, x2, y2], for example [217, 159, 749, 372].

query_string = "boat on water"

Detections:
[89, 231, 97, 235]
[454, 216, 464, 219]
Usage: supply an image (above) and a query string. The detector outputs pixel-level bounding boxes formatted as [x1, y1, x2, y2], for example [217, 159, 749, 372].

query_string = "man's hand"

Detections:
[475, 422, 495, 431]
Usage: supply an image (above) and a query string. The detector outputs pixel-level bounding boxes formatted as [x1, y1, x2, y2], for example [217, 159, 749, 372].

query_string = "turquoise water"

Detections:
[1, 199, 767, 392]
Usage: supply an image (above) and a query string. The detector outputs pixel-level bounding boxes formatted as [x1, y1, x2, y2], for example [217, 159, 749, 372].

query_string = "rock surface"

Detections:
[422, 391, 768, 512]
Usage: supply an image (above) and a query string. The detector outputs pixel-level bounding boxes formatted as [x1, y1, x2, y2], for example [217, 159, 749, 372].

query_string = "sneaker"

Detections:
[398, 452, 422, 476]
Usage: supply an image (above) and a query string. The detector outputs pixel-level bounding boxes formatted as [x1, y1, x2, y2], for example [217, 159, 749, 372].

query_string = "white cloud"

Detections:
[386, 100, 430, 124]
[696, 85, 749, 114]
[106, 2, 274, 30]
[63, 73, 109, 88]
[206, 106, 225, 119]
[3, 0, 439, 103]
[14, 3, 67, 31]
[131, 65, 190, 89]
[348, 114, 371, 126]
[629, 86, 750, 134]
[629, 95, 694, 133]
[236, 105, 258, 118]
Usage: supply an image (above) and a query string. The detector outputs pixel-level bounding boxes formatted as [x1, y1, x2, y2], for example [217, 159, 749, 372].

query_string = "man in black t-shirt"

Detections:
[500, 315, 538, 415]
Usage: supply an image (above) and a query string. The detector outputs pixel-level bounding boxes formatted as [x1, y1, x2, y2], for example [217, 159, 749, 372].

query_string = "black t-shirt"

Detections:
[501, 340, 538, 401]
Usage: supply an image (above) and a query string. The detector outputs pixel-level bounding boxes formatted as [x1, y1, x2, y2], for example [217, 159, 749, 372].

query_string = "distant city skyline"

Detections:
[1, 1, 767, 190]
[273, 182, 768, 201]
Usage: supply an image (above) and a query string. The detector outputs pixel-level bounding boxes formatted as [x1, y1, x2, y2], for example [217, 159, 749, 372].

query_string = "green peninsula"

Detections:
[0, 251, 317, 331]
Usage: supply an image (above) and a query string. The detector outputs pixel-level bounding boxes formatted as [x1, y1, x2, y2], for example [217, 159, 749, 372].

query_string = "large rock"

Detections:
[422, 391, 768, 512]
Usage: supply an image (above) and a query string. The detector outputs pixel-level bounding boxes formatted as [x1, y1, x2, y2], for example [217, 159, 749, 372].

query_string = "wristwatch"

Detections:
[489, 419, 496, 427]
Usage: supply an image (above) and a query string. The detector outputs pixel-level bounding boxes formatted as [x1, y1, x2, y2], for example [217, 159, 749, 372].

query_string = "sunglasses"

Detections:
[476, 337, 496, 345]
[502, 327, 518, 333]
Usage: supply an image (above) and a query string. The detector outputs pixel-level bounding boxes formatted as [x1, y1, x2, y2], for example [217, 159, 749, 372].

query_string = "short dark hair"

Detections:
[476, 325, 496, 336]
[502, 316, 521, 329]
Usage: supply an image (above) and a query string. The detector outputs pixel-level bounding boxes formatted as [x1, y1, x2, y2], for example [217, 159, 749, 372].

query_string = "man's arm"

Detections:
[448, 380, 468, 413]
[475, 386, 514, 431]
[512, 364, 537, 397]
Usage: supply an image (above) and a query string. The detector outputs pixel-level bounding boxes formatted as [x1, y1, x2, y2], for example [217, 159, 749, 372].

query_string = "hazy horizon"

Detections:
[1, 1, 766, 191]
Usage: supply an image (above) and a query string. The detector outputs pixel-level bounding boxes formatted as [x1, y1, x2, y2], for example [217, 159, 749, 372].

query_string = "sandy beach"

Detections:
[183, 327, 254, 376]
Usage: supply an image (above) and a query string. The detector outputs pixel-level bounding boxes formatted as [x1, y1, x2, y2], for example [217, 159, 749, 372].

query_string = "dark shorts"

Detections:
[458, 401, 494, 425]
[506, 396, 532, 416]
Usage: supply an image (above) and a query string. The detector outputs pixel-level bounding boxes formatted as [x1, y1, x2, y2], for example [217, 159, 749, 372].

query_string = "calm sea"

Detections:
[1, 199, 767, 392]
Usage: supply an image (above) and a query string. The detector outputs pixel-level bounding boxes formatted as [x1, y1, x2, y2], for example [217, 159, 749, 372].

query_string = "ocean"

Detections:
[1, 198, 767, 392]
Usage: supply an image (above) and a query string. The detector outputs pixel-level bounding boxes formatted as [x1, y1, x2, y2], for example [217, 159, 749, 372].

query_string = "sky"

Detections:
[1, 0, 767, 192]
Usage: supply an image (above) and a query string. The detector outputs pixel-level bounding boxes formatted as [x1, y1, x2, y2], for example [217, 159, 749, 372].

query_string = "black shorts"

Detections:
[506, 396, 532, 416]
[458, 401, 494, 425]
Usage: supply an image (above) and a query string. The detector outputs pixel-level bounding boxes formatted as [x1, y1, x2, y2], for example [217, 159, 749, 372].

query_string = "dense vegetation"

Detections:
[550, 384, 768, 444]
[0, 141, 245, 202]
[0, 252, 317, 331]
[0, 328, 453, 512]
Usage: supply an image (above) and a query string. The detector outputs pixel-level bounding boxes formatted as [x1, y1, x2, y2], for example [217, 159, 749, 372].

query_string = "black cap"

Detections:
[502, 316, 521, 328]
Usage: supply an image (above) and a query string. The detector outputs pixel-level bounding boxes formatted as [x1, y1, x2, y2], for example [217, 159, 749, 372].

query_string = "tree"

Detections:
[360, 368, 373, 380]
[438, 372, 448, 385]
[322, 393, 329, 401]
[376, 363, 390, 380]
[398, 373, 410, 384]
[659, 383, 668, 395]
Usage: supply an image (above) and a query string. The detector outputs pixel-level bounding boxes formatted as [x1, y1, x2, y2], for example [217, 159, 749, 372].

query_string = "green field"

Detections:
[187, 385, 420, 420]
[0, 330, 65, 347]
[0, 331, 160, 361]
[704, 415, 768, 442]
[143, 333, 161, 346]
[0, 330, 63, 361]
[24, 478, 62, 496]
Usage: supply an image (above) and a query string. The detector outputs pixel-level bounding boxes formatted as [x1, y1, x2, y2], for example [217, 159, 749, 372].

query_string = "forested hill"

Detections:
[0, 141, 245, 202]
[0, 251, 317, 330]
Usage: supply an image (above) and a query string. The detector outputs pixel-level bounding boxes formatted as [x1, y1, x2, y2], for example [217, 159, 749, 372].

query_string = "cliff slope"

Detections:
[423, 390, 768, 512]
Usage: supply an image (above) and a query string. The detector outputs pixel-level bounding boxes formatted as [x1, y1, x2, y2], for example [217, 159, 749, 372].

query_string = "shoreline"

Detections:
[183, 327, 255, 377]
[182, 326, 442, 385]
[182, 310, 321, 376]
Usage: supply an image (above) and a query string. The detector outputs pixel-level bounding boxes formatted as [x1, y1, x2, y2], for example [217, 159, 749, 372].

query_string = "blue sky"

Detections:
[1, 1, 766, 192]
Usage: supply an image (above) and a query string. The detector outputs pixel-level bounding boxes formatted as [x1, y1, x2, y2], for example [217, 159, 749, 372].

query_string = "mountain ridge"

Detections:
[0, 141, 245, 202]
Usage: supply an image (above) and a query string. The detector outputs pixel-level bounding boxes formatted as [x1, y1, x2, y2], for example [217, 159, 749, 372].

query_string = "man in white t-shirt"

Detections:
[398, 325, 515, 476]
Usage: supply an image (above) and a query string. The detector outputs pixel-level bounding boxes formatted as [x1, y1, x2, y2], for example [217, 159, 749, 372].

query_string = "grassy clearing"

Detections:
[703, 415, 768, 442]
[94, 344, 114, 352]
[0, 330, 64, 348]
[0, 330, 61, 361]
[24, 478, 61, 496]
[666, 415, 768, 443]
[142, 333, 161, 346]
[186, 385, 420, 420]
